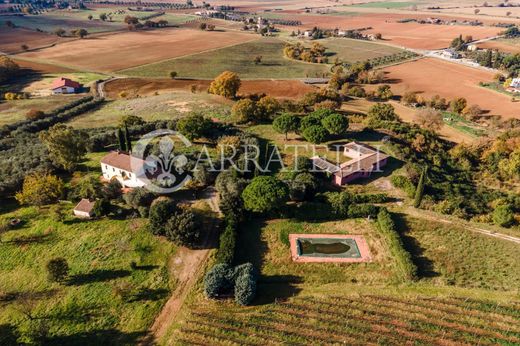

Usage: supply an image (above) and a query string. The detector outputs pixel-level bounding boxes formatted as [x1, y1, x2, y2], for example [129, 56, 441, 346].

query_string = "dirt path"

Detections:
[403, 207, 520, 245]
[140, 187, 220, 345]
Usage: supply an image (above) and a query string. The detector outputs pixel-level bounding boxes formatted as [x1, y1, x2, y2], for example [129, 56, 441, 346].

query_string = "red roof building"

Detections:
[51, 77, 82, 94]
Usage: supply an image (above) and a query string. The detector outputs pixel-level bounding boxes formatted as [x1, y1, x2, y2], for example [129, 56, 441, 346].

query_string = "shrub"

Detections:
[376, 208, 417, 282]
[234, 268, 257, 306]
[347, 204, 379, 218]
[216, 220, 237, 265]
[148, 198, 177, 236]
[391, 175, 416, 198]
[165, 208, 200, 247]
[46, 258, 69, 283]
[204, 263, 233, 298]
[493, 204, 515, 228]
[124, 187, 154, 209]
[176, 113, 212, 140]
[15, 173, 64, 206]
[26, 109, 45, 120]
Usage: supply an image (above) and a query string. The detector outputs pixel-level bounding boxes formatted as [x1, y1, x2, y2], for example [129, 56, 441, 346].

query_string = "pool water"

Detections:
[296, 238, 362, 258]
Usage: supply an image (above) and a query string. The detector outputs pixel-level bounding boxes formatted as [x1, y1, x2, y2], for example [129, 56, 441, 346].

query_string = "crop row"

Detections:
[178, 294, 520, 345]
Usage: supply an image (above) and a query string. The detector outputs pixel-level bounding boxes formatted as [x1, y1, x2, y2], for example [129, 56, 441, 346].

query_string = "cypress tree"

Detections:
[117, 128, 126, 152]
[124, 125, 132, 153]
[413, 166, 427, 208]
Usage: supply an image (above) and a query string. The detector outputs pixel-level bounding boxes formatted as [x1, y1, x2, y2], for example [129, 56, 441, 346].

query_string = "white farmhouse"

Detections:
[51, 77, 82, 94]
[101, 151, 147, 188]
[508, 78, 520, 93]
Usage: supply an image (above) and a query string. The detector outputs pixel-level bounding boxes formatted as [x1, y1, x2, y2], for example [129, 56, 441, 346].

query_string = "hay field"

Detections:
[17, 28, 257, 72]
[382, 58, 519, 118]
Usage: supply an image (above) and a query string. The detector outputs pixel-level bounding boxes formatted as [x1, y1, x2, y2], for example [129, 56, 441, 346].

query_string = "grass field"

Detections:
[0, 95, 84, 127]
[120, 38, 330, 79]
[121, 37, 405, 79]
[399, 215, 520, 291]
[0, 205, 175, 343]
[317, 37, 404, 63]
[0, 12, 120, 33]
[67, 91, 231, 128]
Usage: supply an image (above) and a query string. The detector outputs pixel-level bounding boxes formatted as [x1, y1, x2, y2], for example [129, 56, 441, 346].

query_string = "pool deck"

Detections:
[289, 234, 372, 263]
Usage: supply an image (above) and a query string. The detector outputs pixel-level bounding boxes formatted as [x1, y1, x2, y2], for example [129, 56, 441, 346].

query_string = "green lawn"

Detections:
[0, 205, 176, 344]
[67, 91, 231, 128]
[119, 38, 330, 79]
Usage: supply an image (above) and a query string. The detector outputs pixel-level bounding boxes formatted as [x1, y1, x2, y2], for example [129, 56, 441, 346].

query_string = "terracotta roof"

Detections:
[101, 151, 145, 173]
[74, 199, 95, 213]
[336, 152, 388, 178]
[51, 77, 81, 90]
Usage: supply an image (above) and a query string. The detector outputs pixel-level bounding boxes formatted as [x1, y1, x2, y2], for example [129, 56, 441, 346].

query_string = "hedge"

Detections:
[215, 218, 237, 265]
[376, 208, 417, 282]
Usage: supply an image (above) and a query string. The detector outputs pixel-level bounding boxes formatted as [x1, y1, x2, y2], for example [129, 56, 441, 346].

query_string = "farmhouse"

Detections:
[101, 151, 147, 188]
[311, 142, 389, 186]
[73, 199, 95, 218]
[507, 78, 520, 93]
[440, 49, 461, 59]
[51, 77, 82, 94]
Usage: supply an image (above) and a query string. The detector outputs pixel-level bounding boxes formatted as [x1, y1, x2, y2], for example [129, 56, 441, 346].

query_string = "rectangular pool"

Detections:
[289, 234, 372, 263]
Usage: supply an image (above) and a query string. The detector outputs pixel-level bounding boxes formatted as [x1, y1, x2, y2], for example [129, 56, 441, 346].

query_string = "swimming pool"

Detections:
[289, 234, 371, 263]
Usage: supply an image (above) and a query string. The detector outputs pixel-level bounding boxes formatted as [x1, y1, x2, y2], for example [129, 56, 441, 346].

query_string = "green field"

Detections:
[119, 38, 330, 79]
[317, 37, 404, 63]
[0, 204, 175, 344]
[400, 216, 520, 290]
[120, 37, 406, 79]
[0, 12, 120, 33]
[67, 91, 231, 128]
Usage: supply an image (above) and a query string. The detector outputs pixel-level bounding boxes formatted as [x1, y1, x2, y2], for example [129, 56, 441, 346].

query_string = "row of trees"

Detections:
[283, 42, 328, 63]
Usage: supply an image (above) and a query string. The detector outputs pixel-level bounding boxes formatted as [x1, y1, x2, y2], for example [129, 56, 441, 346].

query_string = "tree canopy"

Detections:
[241, 176, 289, 213]
[39, 124, 89, 171]
[208, 71, 241, 99]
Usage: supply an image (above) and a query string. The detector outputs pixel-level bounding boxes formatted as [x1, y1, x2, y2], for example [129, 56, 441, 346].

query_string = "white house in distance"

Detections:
[101, 151, 147, 188]
[51, 77, 82, 94]
[73, 199, 95, 218]
[507, 78, 520, 93]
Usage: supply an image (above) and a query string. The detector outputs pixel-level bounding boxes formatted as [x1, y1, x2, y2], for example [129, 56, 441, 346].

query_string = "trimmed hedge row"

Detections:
[376, 208, 417, 282]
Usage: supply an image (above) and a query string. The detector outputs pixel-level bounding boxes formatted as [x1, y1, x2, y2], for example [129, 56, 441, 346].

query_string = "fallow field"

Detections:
[0, 27, 62, 54]
[382, 58, 519, 119]
[17, 28, 257, 72]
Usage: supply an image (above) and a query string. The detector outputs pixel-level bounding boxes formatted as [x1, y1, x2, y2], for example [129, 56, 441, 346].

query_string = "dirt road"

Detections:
[140, 187, 220, 345]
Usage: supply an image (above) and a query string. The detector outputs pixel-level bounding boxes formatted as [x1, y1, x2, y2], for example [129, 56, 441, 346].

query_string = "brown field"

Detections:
[382, 58, 519, 118]
[279, 12, 502, 49]
[104, 77, 314, 99]
[477, 40, 520, 54]
[17, 28, 257, 72]
[0, 27, 62, 54]
[12, 58, 76, 73]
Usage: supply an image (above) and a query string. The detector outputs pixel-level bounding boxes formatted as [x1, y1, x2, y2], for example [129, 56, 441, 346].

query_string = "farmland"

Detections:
[120, 38, 330, 79]
[0, 27, 62, 54]
[102, 78, 314, 99]
[121, 37, 406, 79]
[173, 289, 520, 345]
[382, 58, 519, 118]
[17, 28, 257, 72]
[477, 38, 520, 54]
